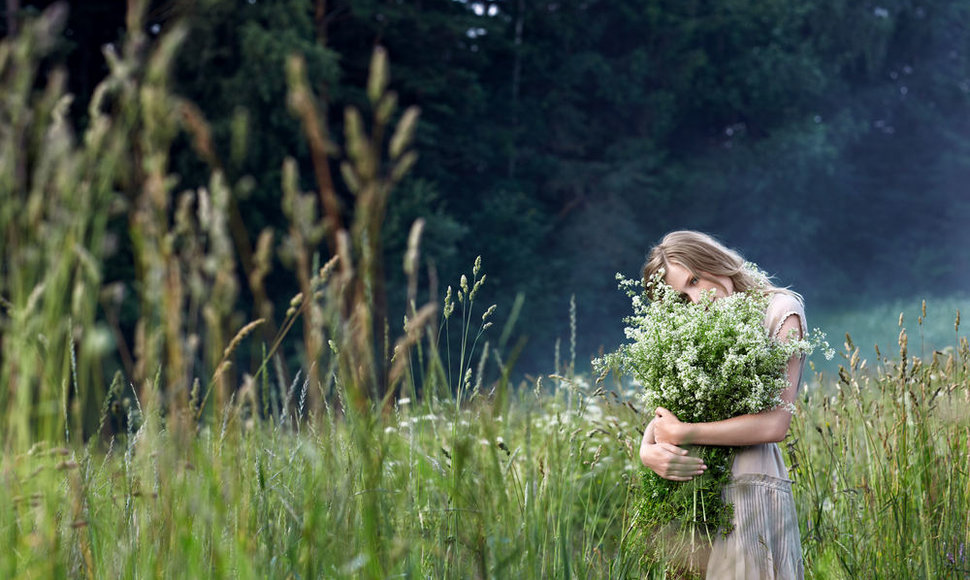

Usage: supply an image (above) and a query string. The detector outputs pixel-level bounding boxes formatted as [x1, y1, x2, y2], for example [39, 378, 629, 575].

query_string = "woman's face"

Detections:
[664, 262, 735, 303]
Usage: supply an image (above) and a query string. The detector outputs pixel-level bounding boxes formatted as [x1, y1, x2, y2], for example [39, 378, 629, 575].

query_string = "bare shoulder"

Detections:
[767, 291, 806, 340]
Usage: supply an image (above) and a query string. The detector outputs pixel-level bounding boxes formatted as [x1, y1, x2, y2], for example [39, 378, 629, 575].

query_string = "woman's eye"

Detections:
[689, 277, 698, 286]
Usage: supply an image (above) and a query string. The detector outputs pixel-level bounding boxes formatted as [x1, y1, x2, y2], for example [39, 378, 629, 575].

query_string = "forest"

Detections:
[6, 0, 970, 375]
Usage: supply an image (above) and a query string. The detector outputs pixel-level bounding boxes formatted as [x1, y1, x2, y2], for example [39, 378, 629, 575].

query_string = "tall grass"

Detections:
[793, 314, 970, 578]
[0, 3, 647, 577]
[1, 3, 968, 579]
[1, 3, 120, 446]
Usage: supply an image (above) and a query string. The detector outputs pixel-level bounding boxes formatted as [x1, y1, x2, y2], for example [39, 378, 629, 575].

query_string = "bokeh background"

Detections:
[7, 0, 970, 376]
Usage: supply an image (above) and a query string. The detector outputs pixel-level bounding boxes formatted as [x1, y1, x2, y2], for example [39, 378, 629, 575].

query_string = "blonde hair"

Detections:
[642, 230, 800, 302]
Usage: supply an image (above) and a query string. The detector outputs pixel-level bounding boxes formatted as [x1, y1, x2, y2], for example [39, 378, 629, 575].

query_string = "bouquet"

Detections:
[595, 270, 829, 548]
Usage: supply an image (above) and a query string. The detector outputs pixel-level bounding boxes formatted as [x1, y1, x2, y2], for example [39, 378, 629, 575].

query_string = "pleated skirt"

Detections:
[706, 473, 804, 579]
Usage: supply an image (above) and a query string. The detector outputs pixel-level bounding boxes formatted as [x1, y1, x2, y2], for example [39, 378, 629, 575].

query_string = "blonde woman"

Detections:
[638, 230, 806, 579]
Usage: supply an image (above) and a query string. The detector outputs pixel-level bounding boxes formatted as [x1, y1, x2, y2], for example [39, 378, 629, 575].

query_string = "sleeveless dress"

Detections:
[705, 292, 807, 579]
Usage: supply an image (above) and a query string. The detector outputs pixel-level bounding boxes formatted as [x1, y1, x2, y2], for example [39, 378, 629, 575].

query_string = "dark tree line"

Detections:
[6, 0, 970, 373]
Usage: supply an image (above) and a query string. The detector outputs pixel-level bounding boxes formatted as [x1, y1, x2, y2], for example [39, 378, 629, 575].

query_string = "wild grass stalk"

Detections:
[0, 3, 121, 446]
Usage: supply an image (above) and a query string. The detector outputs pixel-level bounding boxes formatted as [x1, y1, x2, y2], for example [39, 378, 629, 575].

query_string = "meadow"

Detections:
[2, 4, 969, 578]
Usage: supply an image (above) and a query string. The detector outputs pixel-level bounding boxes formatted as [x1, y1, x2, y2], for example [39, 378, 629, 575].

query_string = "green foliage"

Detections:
[167, 0, 340, 234]
[13, 0, 970, 373]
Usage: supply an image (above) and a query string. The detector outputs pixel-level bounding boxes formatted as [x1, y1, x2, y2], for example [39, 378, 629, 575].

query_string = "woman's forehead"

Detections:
[664, 262, 693, 286]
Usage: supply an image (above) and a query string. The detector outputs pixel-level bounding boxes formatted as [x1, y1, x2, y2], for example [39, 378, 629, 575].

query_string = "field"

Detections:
[2, 310, 969, 578]
[2, 5, 969, 579]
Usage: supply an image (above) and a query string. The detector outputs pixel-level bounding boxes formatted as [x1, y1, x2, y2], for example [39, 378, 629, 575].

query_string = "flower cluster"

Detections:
[596, 272, 814, 423]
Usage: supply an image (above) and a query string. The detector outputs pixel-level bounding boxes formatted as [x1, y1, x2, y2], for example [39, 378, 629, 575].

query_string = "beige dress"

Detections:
[706, 292, 807, 579]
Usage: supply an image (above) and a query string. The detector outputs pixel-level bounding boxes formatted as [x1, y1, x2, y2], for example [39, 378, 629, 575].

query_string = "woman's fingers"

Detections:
[667, 462, 705, 476]
[657, 442, 688, 456]
[657, 443, 706, 467]
[640, 437, 709, 481]
[653, 443, 706, 480]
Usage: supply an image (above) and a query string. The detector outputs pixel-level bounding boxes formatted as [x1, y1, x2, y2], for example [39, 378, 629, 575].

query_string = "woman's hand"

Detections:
[653, 407, 687, 445]
[639, 418, 706, 481]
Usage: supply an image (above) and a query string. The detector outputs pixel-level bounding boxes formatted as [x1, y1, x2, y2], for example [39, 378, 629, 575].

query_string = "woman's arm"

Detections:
[639, 417, 707, 481]
[653, 313, 803, 447]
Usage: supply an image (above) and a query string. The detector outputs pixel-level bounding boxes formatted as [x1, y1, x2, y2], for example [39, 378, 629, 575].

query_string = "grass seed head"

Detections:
[482, 304, 496, 321]
[471, 274, 485, 300]
[443, 286, 454, 319]
[222, 319, 265, 359]
[404, 218, 425, 276]
[367, 46, 389, 104]
[390, 106, 420, 160]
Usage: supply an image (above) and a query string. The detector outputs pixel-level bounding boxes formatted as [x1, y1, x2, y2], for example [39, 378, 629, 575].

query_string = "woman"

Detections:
[638, 230, 806, 579]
